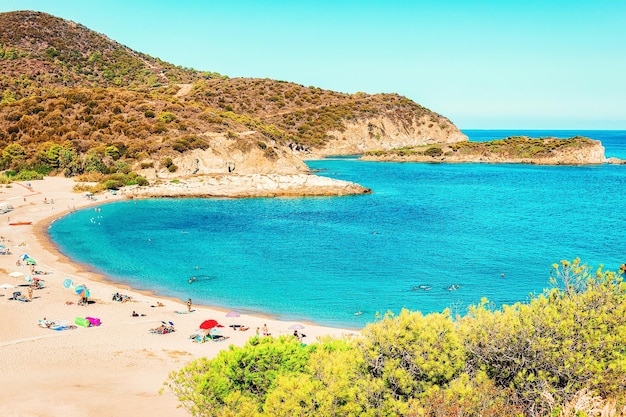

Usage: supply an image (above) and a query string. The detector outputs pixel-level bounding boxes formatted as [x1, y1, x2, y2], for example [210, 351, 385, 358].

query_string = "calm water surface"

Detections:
[49, 130, 626, 328]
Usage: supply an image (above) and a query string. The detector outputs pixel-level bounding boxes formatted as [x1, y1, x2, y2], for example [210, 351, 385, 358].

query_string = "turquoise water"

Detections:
[49, 130, 626, 328]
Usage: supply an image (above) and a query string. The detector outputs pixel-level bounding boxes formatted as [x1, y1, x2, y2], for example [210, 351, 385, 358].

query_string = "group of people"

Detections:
[293, 330, 306, 342]
[150, 321, 175, 334]
[112, 292, 132, 303]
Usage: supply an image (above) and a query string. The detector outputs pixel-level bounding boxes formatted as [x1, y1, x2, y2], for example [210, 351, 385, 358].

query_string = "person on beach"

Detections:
[262, 323, 269, 336]
[27, 285, 33, 300]
[186, 298, 192, 312]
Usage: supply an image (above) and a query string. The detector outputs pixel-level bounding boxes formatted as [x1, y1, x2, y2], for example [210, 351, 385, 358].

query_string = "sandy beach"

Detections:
[0, 177, 355, 417]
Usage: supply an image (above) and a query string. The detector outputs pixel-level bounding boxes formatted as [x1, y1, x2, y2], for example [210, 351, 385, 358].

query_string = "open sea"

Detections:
[48, 130, 626, 328]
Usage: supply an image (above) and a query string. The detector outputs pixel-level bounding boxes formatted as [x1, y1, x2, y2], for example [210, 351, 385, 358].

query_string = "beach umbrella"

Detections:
[75, 285, 91, 298]
[288, 324, 305, 330]
[25, 258, 36, 265]
[225, 311, 241, 318]
[8, 271, 23, 278]
[63, 279, 74, 288]
[199, 319, 219, 330]
[18, 254, 29, 260]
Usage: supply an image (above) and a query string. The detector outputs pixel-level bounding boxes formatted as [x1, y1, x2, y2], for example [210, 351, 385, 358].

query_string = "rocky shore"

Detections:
[126, 173, 371, 199]
[361, 136, 610, 165]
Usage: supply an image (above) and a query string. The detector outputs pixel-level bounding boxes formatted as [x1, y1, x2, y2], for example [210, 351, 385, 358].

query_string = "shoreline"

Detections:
[38, 196, 363, 331]
[0, 177, 356, 417]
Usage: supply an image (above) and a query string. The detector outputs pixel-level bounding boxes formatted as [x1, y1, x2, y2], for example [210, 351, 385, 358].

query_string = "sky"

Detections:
[1, 0, 625, 129]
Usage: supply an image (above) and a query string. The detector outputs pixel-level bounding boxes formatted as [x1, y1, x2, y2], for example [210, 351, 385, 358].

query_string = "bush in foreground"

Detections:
[166, 259, 626, 417]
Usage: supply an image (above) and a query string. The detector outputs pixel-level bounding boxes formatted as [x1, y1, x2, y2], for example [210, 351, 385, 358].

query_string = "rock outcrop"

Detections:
[126, 174, 371, 199]
[361, 137, 607, 165]
[307, 114, 467, 158]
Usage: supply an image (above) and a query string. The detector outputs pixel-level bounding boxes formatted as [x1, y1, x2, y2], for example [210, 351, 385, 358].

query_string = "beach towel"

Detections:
[86, 317, 101, 326]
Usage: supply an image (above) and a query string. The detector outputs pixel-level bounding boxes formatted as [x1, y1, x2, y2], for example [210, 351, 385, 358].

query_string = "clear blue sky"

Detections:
[1, 0, 625, 129]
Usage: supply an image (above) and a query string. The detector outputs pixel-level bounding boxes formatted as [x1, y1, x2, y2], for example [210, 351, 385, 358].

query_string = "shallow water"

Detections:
[49, 130, 626, 328]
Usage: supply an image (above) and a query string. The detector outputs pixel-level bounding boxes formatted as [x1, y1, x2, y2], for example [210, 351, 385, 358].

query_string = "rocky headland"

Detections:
[361, 136, 610, 165]
[126, 173, 371, 199]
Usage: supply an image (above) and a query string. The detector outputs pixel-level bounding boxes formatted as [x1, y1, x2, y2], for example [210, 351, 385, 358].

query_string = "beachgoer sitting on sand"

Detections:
[112, 292, 132, 303]
[131, 311, 146, 317]
[149, 322, 175, 334]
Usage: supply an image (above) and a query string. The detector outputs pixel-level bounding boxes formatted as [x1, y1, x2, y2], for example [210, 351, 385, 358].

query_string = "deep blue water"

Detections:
[48, 130, 626, 328]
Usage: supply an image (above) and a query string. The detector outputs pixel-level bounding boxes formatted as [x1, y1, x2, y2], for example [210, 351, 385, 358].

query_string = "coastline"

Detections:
[0, 177, 356, 417]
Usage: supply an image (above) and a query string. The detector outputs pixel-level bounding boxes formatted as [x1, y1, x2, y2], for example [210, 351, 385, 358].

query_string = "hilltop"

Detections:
[0, 10, 466, 191]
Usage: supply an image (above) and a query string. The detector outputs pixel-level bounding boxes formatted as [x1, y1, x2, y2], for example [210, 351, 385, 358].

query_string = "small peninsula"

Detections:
[361, 136, 608, 165]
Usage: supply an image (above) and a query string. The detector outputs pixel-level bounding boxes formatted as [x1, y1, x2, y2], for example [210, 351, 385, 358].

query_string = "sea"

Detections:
[48, 130, 626, 328]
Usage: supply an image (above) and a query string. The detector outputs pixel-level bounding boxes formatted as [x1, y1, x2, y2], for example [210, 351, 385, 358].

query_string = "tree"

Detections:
[2, 143, 26, 168]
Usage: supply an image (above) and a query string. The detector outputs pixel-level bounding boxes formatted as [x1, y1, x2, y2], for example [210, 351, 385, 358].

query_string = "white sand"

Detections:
[0, 177, 357, 417]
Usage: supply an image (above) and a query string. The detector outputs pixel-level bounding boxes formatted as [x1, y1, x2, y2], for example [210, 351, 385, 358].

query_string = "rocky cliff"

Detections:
[306, 114, 467, 158]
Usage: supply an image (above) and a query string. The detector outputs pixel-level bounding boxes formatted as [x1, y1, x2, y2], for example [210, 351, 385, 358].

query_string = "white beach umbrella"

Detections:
[8, 271, 23, 278]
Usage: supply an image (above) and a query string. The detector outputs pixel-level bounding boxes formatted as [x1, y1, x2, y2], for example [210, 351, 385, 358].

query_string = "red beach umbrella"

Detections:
[199, 319, 219, 330]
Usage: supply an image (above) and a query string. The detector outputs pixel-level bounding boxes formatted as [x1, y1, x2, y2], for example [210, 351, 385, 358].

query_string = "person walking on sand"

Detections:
[262, 323, 269, 336]
[186, 298, 192, 312]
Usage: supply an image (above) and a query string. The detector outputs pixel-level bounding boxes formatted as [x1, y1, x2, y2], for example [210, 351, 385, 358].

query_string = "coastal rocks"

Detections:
[307, 114, 467, 157]
[126, 174, 371, 199]
[361, 137, 608, 166]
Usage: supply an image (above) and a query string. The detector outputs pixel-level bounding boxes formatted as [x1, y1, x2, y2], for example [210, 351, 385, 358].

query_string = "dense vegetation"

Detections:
[166, 259, 626, 417]
[0, 11, 456, 185]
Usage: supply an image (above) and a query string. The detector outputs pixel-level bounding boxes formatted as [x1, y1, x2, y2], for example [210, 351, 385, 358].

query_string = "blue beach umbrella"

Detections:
[75, 285, 90, 298]
[63, 279, 74, 289]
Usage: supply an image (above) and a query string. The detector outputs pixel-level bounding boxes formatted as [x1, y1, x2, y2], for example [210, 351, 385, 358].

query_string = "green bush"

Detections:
[164, 259, 626, 417]
[424, 146, 443, 157]
[15, 170, 44, 180]
[102, 179, 123, 190]
[166, 336, 314, 416]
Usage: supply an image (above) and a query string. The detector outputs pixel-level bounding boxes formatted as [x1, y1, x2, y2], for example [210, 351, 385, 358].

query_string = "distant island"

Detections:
[362, 135, 615, 165]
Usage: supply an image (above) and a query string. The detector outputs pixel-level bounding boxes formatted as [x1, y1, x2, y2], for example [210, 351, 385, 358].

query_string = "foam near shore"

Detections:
[0, 177, 356, 417]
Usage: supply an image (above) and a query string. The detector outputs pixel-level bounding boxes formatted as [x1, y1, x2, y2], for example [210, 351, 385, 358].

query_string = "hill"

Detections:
[0, 10, 466, 186]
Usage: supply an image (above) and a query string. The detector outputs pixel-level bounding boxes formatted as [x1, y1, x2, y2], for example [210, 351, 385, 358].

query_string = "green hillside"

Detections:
[0, 10, 457, 185]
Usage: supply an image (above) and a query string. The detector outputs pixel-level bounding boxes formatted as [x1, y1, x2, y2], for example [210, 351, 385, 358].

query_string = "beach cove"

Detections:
[45, 130, 626, 329]
[0, 177, 353, 417]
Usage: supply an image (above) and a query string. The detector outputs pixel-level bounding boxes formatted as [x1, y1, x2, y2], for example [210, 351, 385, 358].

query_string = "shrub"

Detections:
[15, 170, 44, 181]
[102, 179, 123, 190]
[424, 146, 443, 157]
